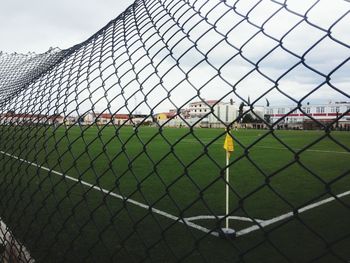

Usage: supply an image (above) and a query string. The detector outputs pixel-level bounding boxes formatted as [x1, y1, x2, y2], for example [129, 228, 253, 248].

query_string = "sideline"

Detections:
[1, 150, 349, 240]
[0, 150, 219, 237]
[0, 217, 35, 262]
[236, 190, 350, 237]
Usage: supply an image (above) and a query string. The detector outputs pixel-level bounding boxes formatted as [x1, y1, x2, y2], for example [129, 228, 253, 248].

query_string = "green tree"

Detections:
[242, 113, 255, 123]
[238, 102, 244, 123]
[264, 114, 271, 124]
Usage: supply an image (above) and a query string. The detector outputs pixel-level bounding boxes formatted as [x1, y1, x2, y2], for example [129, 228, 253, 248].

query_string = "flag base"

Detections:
[220, 228, 236, 238]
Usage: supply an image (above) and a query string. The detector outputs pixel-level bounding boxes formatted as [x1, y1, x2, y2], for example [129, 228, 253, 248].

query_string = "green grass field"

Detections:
[0, 125, 349, 262]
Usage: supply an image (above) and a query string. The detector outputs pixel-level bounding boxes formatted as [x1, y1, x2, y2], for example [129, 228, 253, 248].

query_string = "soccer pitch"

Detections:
[0, 125, 349, 262]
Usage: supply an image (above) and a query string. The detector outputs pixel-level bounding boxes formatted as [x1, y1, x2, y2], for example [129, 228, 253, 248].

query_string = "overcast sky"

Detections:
[0, 0, 134, 53]
[1, 0, 349, 115]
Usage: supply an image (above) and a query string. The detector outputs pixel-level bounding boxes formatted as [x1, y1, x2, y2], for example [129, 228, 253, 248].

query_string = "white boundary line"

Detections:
[181, 139, 350, 155]
[254, 146, 350, 155]
[1, 150, 349, 240]
[236, 190, 350, 237]
[185, 215, 264, 223]
[0, 217, 35, 262]
[0, 151, 219, 237]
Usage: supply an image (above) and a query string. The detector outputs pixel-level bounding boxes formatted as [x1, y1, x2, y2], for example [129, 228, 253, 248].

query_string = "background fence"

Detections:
[0, 0, 349, 262]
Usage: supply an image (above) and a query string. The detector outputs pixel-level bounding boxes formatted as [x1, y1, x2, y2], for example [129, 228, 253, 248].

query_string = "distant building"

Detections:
[96, 113, 112, 125]
[82, 112, 153, 126]
[155, 113, 169, 122]
[63, 116, 77, 126]
[155, 109, 189, 127]
[154, 112, 175, 125]
[114, 114, 131, 126]
[83, 112, 96, 125]
[50, 115, 64, 125]
[132, 114, 153, 125]
[243, 105, 265, 120]
[188, 100, 218, 119]
[205, 102, 238, 128]
[0, 112, 64, 126]
[265, 101, 350, 129]
[187, 100, 242, 128]
[96, 113, 133, 126]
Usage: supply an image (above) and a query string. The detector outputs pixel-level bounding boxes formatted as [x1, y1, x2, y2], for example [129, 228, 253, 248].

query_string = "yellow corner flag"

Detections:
[223, 132, 234, 158]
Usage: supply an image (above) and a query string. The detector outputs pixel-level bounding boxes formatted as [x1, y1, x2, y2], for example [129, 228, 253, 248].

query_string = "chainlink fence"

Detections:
[0, 0, 350, 262]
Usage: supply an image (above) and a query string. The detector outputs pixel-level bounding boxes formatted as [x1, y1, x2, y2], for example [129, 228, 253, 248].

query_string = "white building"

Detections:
[188, 100, 239, 128]
[206, 102, 237, 128]
[83, 112, 96, 125]
[188, 100, 218, 118]
[265, 101, 350, 128]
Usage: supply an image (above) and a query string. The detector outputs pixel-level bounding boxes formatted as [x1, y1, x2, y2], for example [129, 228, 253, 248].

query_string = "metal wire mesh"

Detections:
[0, 0, 349, 262]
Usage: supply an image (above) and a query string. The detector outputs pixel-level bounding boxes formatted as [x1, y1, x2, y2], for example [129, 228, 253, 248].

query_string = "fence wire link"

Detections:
[0, 0, 350, 262]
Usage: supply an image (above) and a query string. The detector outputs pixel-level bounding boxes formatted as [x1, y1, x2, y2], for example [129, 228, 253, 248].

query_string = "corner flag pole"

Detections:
[225, 149, 230, 229]
[223, 129, 234, 233]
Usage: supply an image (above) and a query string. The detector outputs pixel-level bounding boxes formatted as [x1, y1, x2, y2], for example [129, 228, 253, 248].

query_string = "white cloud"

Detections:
[1, 0, 349, 116]
[0, 0, 135, 53]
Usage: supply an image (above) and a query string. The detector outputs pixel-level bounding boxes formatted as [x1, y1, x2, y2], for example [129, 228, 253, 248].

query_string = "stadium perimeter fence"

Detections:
[0, 0, 350, 262]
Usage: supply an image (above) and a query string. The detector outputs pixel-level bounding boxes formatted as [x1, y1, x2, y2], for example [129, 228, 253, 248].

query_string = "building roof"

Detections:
[95, 113, 131, 120]
[266, 101, 350, 108]
[0, 113, 64, 119]
[189, 100, 219, 105]
[114, 114, 130, 119]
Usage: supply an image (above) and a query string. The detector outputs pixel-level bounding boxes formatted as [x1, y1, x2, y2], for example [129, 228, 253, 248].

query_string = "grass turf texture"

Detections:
[0, 125, 349, 262]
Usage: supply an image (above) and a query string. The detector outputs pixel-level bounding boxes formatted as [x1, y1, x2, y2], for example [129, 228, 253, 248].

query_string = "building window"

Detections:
[266, 108, 273, 115]
[306, 107, 310, 113]
[331, 107, 335, 113]
[290, 108, 298, 114]
[336, 106, 340, 113]
[277, 108, 285, 114]
[217, 106, 220, 119]
[316, 107, 325, 113]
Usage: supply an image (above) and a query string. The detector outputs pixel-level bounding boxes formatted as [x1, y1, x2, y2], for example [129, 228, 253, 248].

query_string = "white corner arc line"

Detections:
[0, 150, 219, 237]
[236, 190, 350, 237]
[185, 215, 264, 223]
